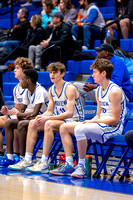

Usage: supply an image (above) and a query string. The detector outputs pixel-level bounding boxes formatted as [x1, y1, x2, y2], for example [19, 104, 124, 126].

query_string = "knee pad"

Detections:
[74, 124, 87, 141]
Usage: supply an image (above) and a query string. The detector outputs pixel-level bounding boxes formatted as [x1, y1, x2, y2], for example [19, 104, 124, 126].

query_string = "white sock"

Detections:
[25, 152, 33, 162]
[7, 154, 13, 160]
[41, 155, 48, 163]
[78, 158, 85, 167]
[66, 156, 73, 166]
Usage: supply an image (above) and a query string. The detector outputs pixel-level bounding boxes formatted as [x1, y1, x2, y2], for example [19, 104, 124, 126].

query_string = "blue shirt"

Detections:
[86, 55, 133, 101]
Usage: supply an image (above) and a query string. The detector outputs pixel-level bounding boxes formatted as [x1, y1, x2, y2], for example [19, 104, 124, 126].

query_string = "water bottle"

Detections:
[106, 30, 111, 37]
[85, 155, 92, 177]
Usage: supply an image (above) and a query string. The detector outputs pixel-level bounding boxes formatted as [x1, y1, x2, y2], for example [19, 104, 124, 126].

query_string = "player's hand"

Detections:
[35, 115, 47, 126]
[82, 120, 91, 124]
[83, 82, 96, 92]
[0, 106, 9, 115]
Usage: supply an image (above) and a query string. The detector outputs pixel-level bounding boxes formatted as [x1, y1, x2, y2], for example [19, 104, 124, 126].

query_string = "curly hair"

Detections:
[14, 57, 34, 70]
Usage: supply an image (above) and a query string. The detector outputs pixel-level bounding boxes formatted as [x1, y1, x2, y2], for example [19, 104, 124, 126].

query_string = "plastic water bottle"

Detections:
[85, 155, 92, 177]
[106, 30, 111, 37]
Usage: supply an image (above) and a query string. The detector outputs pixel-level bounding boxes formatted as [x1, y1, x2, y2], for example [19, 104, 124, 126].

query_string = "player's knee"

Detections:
[28, 119, 36, 129]
[74, 124, 86, 141]
[4, 119, 13, 129]
[17, 121, 25, 132]
[59, 123, 67, 136]
[45, 120, 53, 131]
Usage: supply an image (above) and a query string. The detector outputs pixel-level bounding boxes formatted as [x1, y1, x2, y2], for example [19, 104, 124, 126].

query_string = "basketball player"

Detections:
[0, 57, 33, 159]
[50, 58, 126, 178]
[8, 62, 84, 172]
[0, 69, 49, 167]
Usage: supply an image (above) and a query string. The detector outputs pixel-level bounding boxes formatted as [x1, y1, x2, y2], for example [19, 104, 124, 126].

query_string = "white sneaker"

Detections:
[82, 46, 88, 50]
[21, 2, 32, 7]
[8, 158, 33, 171]
[71, 164, 87, 178]
[27, 160, 49, 174]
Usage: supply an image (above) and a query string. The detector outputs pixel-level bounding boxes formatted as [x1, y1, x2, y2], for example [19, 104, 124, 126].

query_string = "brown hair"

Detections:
[47, 62, 66, 74]
[91, 58, 114, 79]
[31, 14, 42, 27]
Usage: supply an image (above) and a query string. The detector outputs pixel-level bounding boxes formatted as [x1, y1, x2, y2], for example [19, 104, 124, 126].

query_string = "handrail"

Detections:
[0, 0, 14, 28]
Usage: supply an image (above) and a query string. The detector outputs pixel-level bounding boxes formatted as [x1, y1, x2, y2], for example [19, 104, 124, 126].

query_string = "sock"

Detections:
[66, 156, 74, 166]
[25, 152, 33, 162]
[41, 155, 48, 163]
[78, 158, 85, 167]
[7, 154, 13, 160]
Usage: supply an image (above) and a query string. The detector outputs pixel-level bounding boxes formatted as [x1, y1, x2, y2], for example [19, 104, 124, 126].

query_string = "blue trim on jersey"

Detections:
[14, 83, 25, 96]
[101, 82, 113, 99]
[50, 86, 54, 97]
[56, 81, 66, 98]
[98, 123, 122, 143]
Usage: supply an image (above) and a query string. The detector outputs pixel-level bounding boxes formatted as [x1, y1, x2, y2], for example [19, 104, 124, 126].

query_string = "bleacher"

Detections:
[0, 0, 133, 180]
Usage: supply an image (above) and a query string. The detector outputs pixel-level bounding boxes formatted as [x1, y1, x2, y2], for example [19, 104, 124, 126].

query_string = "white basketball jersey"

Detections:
[23, 82, 49, 114]
[50, 81, 84, 122]
[13, 83, 27, 104]
[97, 81, 126, 125]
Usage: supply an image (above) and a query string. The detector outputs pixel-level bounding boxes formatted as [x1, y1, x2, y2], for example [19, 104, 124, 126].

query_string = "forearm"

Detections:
[90, 117, 120, 126]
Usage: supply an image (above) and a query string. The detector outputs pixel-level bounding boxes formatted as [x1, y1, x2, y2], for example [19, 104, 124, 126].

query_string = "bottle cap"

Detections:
[86, 155, 92, 158]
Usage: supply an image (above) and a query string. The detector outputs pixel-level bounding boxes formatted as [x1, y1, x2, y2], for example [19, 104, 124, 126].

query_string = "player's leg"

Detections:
[49, 122, 81, 176]
[27, 120, 65, 173]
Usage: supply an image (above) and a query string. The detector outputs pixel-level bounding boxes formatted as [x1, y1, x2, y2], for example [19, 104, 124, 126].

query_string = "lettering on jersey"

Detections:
[18, 98, 23, 103]
[100, 101, 109, 106]
[55, 100, 67, 106]
[102, 108, 106, 113]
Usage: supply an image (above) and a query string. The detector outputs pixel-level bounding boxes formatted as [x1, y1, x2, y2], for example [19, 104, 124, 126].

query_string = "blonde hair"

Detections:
[31, 14, 42, 27]
[14, 57, 34, 70]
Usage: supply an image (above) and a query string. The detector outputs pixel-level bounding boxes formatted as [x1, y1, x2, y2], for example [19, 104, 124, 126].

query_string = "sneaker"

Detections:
[0, 154, 6, 160]
[8, 158, 33, 171]
[27, 160, 49, 174]
[0, 156, 15, 167]
[71, 164, 87, 178]
[49, 164, 75, 176]
[82, 46, 88, 50]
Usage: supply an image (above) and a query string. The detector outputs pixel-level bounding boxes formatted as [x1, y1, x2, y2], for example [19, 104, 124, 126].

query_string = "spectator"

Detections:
[105, 35, 133, 76]
[0, 69, 49, 167]
[0, 14, 45, 65]
[41, 0, 58, 38]
[73, 43, 133, 105]
[106, 0, 133, 39]
[41, 0, 58, 29]
[28, 12, 75, 70]
[0, 57, 33, 159]
[71, 0, 105, 50]
[6, 62, 84, 172]
[49, 58, 126, 178]
[59, 0, 78, 26]
[125, 130, 133, 150]
[0, 8, 30, 52]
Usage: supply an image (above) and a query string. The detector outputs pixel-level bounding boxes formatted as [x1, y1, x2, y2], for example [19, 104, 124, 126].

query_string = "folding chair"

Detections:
[93, 109, 133, 179]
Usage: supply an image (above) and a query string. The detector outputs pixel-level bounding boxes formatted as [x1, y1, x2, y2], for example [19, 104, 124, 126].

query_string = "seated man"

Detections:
[71, 0, 105, 50]
[74, 43, 133, 105]
[8, 62, 84, 172]
[0, 57, 33, 158]
[0, 69, 49, 166]
[49, 58, 126, 177]
[28, 12, 75, 70]
[0, 8, 30, 52]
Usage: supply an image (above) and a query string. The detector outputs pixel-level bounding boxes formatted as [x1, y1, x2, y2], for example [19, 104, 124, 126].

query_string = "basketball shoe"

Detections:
[71, 164, 87, 178]
[49, 163, 75, 176]
[8, 158, 33, 171]
[27, 160, 49, 173]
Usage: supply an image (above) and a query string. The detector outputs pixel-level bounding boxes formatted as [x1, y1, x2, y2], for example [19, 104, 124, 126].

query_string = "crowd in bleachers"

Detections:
[0, 0, 132, 180]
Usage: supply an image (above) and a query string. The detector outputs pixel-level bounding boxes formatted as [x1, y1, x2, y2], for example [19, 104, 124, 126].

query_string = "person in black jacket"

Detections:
[106, 0, 133, 39]
[0, 8, 30, 52]
[0, 14, 46, 65]
[28, 12, 75, 70]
